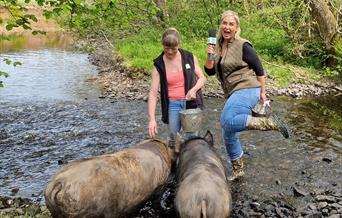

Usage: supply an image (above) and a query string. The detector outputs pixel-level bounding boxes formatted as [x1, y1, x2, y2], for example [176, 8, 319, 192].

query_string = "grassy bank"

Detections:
[114, 27, 333, 89]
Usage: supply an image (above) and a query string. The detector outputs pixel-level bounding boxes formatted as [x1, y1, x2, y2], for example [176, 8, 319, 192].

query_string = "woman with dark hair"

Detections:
[148, 28, 206, 141]
[205, 11, 289, 181]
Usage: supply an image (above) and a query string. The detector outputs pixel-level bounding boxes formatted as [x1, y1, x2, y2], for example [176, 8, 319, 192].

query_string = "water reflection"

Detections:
[0, 49, 101, 101]
[0, 32, 72, 52]
[285, 95, 342, 152]
[0, 31, 102, 101]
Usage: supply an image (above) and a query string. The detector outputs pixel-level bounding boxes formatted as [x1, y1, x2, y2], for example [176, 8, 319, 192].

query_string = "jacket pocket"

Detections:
[226, 73, 243, 84]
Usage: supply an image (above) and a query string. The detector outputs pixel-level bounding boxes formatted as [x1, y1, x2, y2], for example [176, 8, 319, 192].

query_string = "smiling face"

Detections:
[220, 15, 239, 42]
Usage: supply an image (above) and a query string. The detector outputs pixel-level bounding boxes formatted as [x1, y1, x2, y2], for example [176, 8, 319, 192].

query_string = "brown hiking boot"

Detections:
[247, 114, 290, 138]
[227, 158, 245, 181]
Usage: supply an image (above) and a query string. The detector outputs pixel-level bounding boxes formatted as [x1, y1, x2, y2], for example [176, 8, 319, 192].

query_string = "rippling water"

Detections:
[0, 49, 101, 101]
[0, 32, 341, 217]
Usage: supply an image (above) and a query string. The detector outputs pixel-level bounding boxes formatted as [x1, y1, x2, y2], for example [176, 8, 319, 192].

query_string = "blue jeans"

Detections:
[168, 100, 186, 137]
[221, 88, 260, 161]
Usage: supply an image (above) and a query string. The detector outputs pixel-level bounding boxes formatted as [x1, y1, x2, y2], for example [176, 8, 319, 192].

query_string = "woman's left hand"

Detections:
[185, 89, 196, 100]
[260, 91, 267, 104]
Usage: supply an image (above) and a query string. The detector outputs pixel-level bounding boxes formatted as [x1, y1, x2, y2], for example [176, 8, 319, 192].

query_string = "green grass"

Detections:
[264, 64, 294, 88]
[114, 26, 334, 89]
[114, 27, 207, 71]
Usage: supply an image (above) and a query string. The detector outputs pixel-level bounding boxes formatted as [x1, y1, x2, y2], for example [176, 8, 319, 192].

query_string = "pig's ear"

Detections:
[203, 130, 214, 146]
[175, 133, 185, 145]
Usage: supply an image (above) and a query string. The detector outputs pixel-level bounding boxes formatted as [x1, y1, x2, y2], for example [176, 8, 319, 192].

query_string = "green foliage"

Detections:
[311, 101, 342, 134]
[165, 0, 227, 38]
[263, 64, 294, 88]
[115, 27, 207, 71]
[0, 58, 22, 87]
[240, 17, 289, 60]
[0, 70, 9, 88]
[50, 0, 160, 41]
[1, 0, 341, 80]
[114, 28, 161, 70]
[323, 67, 341, 77]
[1, 0, 38, 32]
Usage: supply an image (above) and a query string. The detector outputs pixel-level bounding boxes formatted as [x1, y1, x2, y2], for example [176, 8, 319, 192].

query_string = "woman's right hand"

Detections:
[148, 120, 158, 138]
[207, 45, 215, 58]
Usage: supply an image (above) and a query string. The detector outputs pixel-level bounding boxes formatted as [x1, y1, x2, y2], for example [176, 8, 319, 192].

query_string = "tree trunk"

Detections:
[309, 0, 340, 66]
[153, 0, 168, 22]
[309, 0, 337, 49]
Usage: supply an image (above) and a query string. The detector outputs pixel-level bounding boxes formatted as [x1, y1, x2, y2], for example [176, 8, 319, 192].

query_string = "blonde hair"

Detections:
[216, 10, 241, 56]
[161, 28, 180, 47]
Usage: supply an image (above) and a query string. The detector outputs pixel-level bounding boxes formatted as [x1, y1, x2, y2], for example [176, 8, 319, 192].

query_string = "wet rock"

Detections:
[248, 210, 263, 216]
[10, 188, 19, 195]
[317, 201, 328, 209]
[327, 215, 341, 218]
[0, 129, 9, 140]
[316, 195, 336, 203]
[322, 157, 333, 163]
[307, 203, 317, 211]
[328, 138, 342, 148]
[15, 208, 24, 215]
[293, 185, 310, 197]
[57, 159, 68, 165]
[330, 203, 342, 209]
[322, 208, 329, 216]
[250, 201, 260, 209]
[0, 196, 46, 217]
[303, 211, 322, 218]
[317, 137, 325, 141]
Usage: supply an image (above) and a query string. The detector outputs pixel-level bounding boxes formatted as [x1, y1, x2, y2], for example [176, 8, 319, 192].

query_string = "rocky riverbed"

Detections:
[1, 44, 341, 218]
[89, 45, 342, 101]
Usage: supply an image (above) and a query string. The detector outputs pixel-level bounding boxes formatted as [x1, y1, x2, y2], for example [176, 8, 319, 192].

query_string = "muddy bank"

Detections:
[89, 45, 342, 101]
[2, 173, 342, 217]
[0, 196, 50, 217]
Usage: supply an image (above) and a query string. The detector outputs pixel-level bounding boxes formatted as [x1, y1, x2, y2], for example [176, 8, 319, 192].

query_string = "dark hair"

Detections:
[161, 28, 180, 47]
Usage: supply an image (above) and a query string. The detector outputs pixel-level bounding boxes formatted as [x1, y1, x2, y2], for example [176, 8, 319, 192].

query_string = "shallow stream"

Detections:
[0, 32, 341, 217]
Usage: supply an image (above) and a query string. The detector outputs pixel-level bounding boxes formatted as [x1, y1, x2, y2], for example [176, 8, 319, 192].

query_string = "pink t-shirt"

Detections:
[166, 68, 185, 100]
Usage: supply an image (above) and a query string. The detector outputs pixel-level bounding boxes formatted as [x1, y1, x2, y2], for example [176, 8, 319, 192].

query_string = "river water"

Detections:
[0, 32, 341, 217]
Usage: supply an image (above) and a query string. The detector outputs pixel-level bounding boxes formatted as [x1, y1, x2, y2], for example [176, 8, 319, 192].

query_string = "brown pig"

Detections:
[44, 138, 175, 218]
[175, 131, 232, 218]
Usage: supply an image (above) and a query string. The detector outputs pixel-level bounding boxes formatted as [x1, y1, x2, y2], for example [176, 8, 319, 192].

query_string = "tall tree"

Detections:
[308, 0, 341, 65]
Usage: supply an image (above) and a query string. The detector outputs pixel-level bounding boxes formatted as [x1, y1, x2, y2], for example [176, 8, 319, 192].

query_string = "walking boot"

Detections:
[247, 114, 290, 138]
[227, 158, 245, 181]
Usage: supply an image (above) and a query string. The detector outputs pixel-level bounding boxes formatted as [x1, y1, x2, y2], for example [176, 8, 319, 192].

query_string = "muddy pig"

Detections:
[44, 138, 176, 218]
[175, 131, 232, 218]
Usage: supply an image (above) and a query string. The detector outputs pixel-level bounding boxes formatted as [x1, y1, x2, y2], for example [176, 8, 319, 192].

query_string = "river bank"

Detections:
[88, 44, 342, 101]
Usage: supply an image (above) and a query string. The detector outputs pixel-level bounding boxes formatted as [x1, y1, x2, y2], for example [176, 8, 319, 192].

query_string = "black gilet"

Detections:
[153, 49, 204, 124]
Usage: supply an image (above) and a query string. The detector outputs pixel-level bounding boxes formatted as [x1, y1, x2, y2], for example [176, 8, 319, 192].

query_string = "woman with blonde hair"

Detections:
[205, 10, 289, 181]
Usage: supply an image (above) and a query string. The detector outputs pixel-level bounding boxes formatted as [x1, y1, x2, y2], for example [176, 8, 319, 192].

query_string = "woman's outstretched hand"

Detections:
[148, 120, 158, 138]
